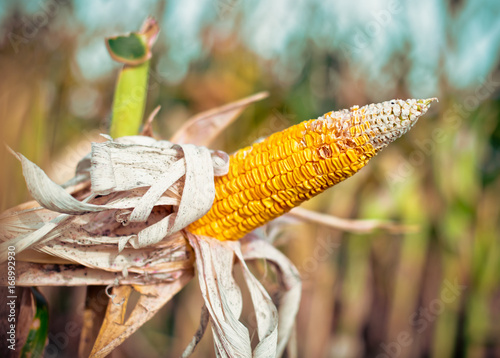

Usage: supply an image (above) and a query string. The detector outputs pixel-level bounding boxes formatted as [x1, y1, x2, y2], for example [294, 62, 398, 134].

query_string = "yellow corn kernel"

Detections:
[188, 98, 437, 240]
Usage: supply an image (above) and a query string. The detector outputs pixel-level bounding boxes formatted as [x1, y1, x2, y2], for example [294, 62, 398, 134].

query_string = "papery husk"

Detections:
[187, 232, 278, 357]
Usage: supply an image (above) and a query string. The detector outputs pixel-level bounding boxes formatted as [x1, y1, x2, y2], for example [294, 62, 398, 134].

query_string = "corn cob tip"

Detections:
[330, 97, 438, 152]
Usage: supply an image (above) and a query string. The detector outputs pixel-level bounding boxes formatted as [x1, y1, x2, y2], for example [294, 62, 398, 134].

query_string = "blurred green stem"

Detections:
[110, 60, 150, 138]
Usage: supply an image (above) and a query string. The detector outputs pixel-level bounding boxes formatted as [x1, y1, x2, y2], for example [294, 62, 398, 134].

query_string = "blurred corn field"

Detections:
[0, 0, 499, 357]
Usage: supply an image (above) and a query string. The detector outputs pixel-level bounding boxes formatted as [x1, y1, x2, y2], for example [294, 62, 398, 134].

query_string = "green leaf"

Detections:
[20, 288, 49, 358]
[105, 17, 159, 66]
[107, 34, 148, 63]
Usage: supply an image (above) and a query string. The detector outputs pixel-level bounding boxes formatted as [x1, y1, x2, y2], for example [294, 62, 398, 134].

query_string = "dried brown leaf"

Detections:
[232, 243, 278, 357]
[181, 304, 210, 358]
[0, 261, 191, 287]
[288, 207, 418, 234]
[89, 271, 193, 357]
[187, 233, 251, 357]
[241, 235, 302, 357]
[187, 233, 280, 357]
[170, 92, 269, 146]
[79, 286, 108, 358]
[140, 105, 161, 137]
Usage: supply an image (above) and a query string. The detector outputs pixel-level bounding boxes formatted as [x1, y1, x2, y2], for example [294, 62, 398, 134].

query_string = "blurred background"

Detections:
[0, 0, 499, 357]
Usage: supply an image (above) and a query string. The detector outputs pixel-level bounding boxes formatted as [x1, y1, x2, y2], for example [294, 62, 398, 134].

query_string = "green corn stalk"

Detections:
[107, 17, 159, 138]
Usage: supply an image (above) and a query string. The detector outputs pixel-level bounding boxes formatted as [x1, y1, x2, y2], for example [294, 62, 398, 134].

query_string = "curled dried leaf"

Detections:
[289, 207, 418, 234]
[187, 233, 280, 357]
[187, 233, 252, 357]
[171, 91, 269, 146]
[1, 136, 229, 266]
[241, 235, 302, 357]
[89, 272, 193, 357]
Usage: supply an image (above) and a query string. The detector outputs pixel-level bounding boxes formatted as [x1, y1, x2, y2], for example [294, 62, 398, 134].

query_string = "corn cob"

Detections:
[188, 98, 437, 240]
